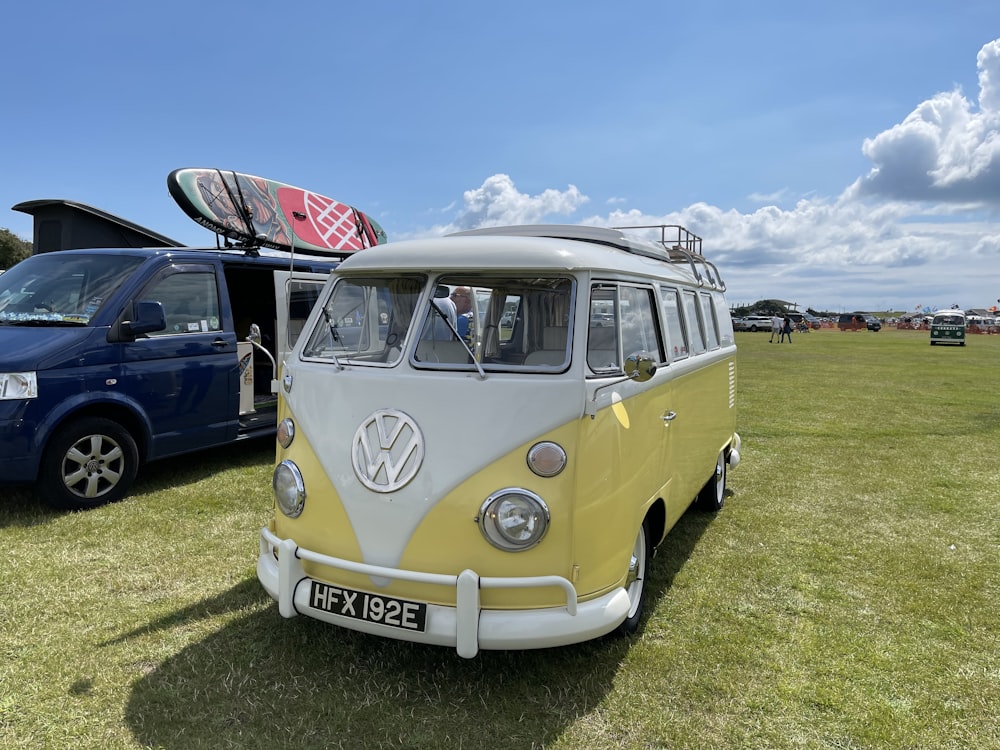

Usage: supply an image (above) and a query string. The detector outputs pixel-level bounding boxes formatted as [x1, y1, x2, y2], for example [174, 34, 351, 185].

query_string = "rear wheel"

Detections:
[37, 417, 139, 511]
[616, 518, 653, 636]
[696, 450, 727, 512]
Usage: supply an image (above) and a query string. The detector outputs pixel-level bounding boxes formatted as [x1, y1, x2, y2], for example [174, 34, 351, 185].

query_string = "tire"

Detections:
[616, 518, 652, 636]
[37, 417, 139, 510]
[696, 450, 727, 512]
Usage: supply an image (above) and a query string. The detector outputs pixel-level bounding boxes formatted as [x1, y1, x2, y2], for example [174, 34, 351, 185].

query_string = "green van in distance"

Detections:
[929, 310, 966, 346]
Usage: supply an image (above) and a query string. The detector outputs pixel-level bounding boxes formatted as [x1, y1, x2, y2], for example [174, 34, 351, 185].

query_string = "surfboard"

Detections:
[167, 168, 387, 256]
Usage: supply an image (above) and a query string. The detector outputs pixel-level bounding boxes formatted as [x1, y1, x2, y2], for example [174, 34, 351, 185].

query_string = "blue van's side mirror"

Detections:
[123, 300, 166, 336]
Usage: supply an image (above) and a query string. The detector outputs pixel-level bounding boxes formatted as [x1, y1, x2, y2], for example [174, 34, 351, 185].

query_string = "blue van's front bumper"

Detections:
[0, 405, 40, 483]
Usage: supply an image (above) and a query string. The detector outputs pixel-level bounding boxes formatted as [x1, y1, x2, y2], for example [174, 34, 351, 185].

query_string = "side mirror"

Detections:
[624, 352, 657, 382]
[434, 284, 450, 299]
[248, 322, 262, 345]
[123, 300, 166, 336]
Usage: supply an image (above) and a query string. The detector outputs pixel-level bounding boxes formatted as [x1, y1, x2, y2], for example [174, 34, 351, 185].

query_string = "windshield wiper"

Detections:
[428, 302, 486, 380]
[320, 307, 344, 370]
[1, 318, 87, 327]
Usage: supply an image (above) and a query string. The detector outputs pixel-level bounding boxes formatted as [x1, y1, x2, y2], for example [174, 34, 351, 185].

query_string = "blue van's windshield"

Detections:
[0, 253, 145, 326]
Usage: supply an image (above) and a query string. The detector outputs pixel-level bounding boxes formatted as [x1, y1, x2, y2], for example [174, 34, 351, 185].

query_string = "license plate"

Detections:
[308, 580, 427, 632]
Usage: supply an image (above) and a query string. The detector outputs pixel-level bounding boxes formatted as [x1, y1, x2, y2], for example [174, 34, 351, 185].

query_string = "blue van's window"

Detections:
[0, 253, 144, 325]
[144, 270, 222, 335]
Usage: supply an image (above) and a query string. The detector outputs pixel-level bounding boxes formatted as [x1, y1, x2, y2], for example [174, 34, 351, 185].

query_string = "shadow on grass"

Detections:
[128, 436, 275, 497]
[0, 483, 61, 528]
[642, 499, 718, 622]
[119, 500, 718, 750]
[0, 437, 275, 528]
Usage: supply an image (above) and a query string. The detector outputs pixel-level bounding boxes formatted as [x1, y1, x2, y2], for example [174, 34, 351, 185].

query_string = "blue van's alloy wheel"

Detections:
[37, 417, 139, 510]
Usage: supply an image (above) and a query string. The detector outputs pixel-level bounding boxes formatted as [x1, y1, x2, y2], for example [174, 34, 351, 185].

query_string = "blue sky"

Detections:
[3, 0, 1000, 312]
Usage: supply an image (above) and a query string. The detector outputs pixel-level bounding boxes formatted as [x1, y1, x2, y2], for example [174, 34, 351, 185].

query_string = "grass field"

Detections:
[2, 327, 998, 749]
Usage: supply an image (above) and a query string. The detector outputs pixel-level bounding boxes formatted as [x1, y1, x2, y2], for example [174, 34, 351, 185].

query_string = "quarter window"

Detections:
[681, 290, 706, 355]
[699, 292, 720, 350]
[660, 286, 688, 361]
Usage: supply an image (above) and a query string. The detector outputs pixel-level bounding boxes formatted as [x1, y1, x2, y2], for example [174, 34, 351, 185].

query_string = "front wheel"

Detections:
[696, 450, 728, 512]
[616, 519, 653, 636]
[37, 417, 139, 510]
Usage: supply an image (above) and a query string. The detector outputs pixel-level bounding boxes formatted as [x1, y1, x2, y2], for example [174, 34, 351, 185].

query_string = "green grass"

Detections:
[2, 327, 998, 749]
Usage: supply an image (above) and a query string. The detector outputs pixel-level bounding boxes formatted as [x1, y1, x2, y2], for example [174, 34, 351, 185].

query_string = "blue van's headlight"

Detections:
[0, 372, 38, 400]
[478, 489, 549, 551]
[273, 460, 305, 518]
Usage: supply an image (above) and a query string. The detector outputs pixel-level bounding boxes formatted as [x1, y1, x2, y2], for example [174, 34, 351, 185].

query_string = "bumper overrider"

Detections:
[258, 526, 631, 658]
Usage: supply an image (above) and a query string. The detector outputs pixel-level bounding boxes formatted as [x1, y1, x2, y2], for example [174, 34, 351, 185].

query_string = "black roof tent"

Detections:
[12, 199, 184, 254]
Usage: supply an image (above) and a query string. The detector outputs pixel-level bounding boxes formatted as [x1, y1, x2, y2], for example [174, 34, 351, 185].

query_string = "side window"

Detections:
[660, 286, 689, 361]
[713, 294, 735, 346]
[144, 268, 221, 336]
[699, 292, 720, 349]
[588, 284, 662, 374]
[681, 290, 706, 355]
[620, 286, 663, 363]
[588, 286, 619, 372]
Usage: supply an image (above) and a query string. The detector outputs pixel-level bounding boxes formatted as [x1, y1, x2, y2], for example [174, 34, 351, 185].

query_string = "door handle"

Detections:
[211, 338, 229, 348]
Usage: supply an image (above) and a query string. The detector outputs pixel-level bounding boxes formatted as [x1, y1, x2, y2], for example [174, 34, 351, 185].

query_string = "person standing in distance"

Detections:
[769, 313, 782, 343]
[780, 315, 793, 343]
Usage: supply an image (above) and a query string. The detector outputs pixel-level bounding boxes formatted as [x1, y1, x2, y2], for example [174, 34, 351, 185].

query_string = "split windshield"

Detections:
[933, 314, 965, 325]
[300, 274, 575, 371]
[0, 253, 145, 326]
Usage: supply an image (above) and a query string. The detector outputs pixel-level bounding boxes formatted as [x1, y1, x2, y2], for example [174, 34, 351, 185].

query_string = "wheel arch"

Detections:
[644, 497, 667, 549]
[34, 397, 151, 469]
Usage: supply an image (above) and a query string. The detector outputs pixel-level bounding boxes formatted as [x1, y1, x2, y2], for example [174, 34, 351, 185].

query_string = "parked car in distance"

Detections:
[838, 313, 880, 332]
[733, 315, 772, 332]
[590, 312, 615, 327]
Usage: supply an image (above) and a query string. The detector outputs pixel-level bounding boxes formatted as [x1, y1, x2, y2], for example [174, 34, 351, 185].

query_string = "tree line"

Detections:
[0, 228, 31, 268]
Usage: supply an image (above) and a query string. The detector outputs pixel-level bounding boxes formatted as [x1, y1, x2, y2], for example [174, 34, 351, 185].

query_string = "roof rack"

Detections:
[450, 224, 725, 290]
[612, 225, 725, 291]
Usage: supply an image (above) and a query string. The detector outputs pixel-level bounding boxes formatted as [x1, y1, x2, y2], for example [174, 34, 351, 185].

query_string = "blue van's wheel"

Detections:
[37, 417, 139, 510]
[697, 450, 727, 512]
[616, 519, 652, 636]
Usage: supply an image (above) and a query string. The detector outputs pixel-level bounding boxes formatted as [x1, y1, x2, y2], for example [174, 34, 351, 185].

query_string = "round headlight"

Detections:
[276, 418, 295, 449]
[478, 489, 549, 551]
[526, 441, 566, 477]
[273, 460, 305, 518]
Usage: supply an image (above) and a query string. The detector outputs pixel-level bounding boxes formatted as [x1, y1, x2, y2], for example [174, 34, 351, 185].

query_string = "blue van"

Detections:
[0, 244, 334, 509]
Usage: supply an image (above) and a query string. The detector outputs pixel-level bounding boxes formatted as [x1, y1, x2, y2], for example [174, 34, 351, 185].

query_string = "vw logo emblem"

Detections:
[351, 409, 424, 492]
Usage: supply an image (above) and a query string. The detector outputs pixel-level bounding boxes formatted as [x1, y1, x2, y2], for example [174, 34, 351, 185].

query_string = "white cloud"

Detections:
[852, 38, 1000, 204]
[747, 188, 790, 204]
[439, 174, 588, 232]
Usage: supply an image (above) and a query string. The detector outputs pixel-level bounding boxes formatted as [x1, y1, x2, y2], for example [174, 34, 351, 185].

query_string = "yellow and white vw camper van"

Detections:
[258, 225, 741, 657]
